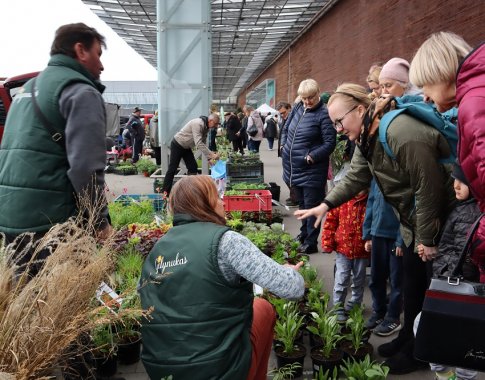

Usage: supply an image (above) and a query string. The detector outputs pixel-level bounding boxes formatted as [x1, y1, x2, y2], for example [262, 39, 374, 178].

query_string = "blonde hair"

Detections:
[328, 83, 372, 109]
[367, 65, 382, 85]
[297, 79, 320, 97]
[410, 31, 472, 87]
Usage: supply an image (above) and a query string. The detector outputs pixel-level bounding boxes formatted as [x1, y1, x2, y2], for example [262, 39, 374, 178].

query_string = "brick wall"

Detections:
[238, 0, 485, 106]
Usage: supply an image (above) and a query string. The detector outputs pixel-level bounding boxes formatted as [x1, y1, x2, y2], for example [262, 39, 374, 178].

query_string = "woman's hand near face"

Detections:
[294, 203, 329, 227]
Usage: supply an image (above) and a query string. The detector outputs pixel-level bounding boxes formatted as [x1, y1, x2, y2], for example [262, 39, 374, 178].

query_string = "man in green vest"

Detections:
[0, 23, 112, 274]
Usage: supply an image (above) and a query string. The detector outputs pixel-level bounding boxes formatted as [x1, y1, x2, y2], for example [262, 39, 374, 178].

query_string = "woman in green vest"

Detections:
[139, 175, 305, 380]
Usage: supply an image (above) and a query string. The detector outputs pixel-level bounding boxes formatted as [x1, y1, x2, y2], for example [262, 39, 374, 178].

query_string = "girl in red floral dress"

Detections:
[322, 189, 369, 322]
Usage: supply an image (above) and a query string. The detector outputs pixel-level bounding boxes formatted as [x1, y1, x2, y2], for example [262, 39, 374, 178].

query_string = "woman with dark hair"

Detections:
[139, 175, 304, 380]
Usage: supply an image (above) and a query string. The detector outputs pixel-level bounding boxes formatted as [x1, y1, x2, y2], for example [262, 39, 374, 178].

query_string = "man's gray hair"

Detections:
[208, 113, 220, 122]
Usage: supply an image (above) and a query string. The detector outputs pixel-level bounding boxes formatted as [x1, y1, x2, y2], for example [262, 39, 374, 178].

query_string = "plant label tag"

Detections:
[253, 284, 264, 296]
[96, 281, 123, 311]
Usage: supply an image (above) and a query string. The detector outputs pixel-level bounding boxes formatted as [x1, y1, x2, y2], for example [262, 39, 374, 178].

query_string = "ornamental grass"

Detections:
[0, 197, 115, 379]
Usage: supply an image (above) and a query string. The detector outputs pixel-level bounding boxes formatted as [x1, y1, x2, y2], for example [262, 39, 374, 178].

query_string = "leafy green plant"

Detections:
[230, 182, 267, 190]
[135, 157, 158, 174]
[340, 355, 389, 380]
[345, 304, 367, 354]
[314, 366, 338, 380]
[271, 244, 287, 264]
[307, 313, 342, 358]
[108, 200, 155, 228]
[268, 362, 301, 380]
[300, 264, 318, 288]
[330, 137, 348, 173]
[274, 301, 305, 354]
[91, 322, 116, 355]
[224, 189, 247, 196]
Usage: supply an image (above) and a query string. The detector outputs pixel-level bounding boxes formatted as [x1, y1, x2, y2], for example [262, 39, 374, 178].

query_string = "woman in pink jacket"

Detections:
[410, 32, 485, 282]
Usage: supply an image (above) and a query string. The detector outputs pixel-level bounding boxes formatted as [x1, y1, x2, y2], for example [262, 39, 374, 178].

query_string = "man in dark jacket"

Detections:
[281, 79, 336, 253]
[126, 106, 144, 163]
[0, 23, 112, 273]
[225, 112, 244, 154]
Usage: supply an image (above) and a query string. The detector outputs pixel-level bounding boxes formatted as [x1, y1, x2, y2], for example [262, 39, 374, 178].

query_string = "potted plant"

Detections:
[91, 322, 118, 378]
[273, 301, 306, 378]
[307, 313, 344, 377]
[135, 157, 158, 176]
[340, 355, 389, 380]
[340, 305, 373, 361]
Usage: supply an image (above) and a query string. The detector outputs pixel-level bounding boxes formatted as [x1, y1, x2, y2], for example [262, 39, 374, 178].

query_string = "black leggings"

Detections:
[162, 139, 198, 195]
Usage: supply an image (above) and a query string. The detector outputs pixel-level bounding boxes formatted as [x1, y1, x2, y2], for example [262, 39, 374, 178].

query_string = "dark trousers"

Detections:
[152, 146, 161, 166]
[369, 236, 403, 321]
[132, 137, 143, 163]
[248, 139, 261, 153]
[293, 186, 325, 247]
[231, 138, 244, 154]
[162, 139, 198, 195]
[396, 242, 433, 354]
[266, 137, 275, 150]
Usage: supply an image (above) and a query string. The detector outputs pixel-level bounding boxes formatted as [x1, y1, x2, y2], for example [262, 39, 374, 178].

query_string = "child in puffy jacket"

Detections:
[417, 162, 481, 380]
[322, 189, 369, 322]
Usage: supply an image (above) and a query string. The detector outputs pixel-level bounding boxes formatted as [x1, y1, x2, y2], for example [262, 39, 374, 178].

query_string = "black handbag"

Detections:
[414, 213, 485, 371]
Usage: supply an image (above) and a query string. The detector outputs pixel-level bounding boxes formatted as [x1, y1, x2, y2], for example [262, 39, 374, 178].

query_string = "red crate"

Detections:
[223, 190, 272, 212]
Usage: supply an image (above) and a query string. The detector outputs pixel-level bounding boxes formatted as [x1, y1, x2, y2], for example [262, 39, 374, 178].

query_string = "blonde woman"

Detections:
[295, 83, 455, 374]
[367, 64, 382, 99]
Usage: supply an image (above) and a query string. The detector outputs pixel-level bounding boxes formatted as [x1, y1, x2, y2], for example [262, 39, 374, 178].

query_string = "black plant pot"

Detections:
[340, 341, 374, 362]
[117, 333, 142, 365]
[93, 352, 118, 377]
[274, 343, 307, 378]
[310, 346, 343, 378]
[62, 353, 93, 380]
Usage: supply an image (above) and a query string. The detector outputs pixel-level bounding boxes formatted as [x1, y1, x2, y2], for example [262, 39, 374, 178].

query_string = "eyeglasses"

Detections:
[333, 105, 358, 130]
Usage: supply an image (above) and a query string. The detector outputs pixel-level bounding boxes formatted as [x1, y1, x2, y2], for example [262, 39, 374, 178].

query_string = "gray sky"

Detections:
[0, 0, 157, 81]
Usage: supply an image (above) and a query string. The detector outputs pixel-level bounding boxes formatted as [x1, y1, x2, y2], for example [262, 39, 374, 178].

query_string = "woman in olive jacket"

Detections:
[295, 83, 455, 375]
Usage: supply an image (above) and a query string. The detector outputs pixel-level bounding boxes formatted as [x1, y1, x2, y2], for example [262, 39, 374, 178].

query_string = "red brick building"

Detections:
[238, 0, 485, 106]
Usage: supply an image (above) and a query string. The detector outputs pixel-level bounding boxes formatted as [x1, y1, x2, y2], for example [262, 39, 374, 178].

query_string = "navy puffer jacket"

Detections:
[281, 100, 336, 188]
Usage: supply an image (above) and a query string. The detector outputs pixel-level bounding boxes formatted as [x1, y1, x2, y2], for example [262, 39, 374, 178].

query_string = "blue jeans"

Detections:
[248, 139, 261, 153]
[333, 253, 369, 308]
[369, 236, 403, 321]
[293, 185, 325, 247]
[266, 137, 274, 149]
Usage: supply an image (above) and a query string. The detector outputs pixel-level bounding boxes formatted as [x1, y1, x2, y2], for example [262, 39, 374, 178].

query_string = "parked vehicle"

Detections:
[0, 72, 39, 144]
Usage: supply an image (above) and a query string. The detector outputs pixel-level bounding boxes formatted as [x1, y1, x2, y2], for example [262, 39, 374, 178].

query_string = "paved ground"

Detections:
[104, 144, 483, 380]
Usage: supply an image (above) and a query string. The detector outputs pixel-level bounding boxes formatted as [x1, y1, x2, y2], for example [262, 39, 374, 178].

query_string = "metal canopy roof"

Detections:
[82, 0, 336, 103]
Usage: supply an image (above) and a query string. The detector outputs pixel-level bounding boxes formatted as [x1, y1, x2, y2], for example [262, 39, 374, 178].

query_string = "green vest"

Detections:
[0, 55, 104, 234]
[140, 214, 254, 380]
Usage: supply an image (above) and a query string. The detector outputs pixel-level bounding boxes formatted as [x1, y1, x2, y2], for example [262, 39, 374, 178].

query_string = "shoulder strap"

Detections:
[451, 213, 484, 278]
[378, 109, 405, 160]
[31, 77, 65, 149]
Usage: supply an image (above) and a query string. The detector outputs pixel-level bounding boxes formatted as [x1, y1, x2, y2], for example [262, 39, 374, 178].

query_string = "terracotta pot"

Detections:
[310, 345, 343, 378]
[274, 343, 307, 378]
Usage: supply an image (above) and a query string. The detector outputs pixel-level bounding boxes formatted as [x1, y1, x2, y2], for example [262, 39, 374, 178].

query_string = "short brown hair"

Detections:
[169, 176, 226, 226]
[50, 23, 106, 58]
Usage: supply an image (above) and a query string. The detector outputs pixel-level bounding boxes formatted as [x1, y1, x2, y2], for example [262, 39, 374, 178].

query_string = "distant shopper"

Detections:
[225, 112, 244, 154]
[126, 106, 144, 163]
[264, 113, 278, 151]
[161, 114, 220, 195]
[148, 112, 161, 166]
[0, 23, 112, 274]
[281, 79, 336, 254]
[139, 175, 304, 380]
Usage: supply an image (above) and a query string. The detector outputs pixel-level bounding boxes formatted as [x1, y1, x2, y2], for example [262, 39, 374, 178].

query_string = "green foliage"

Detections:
[269, 362, 302, 380]
[307, 313, 342, 358]
[330, 137, 348, 173]
[91, 322, 115, 355]
[300, 264, 319, 288]
[135, 157, 158, 174]
[345, 304, 367, 353]
[108, 200, 155, 228]
[274, 301, 305, 354]
[340, 355, 389, 380]
[224, 189, 247, 196]
[230, 182, 267, 190]
[314, 366, 338, 380]
[271, 244, 287, 264]
[115, 246, 144, 293]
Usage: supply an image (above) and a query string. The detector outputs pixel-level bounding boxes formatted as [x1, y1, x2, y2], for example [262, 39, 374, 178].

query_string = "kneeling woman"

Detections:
[139, 175, 304, 380]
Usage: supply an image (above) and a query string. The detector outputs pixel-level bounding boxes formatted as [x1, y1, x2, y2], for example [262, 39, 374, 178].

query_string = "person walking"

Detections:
[126, 106, 144, 163]
[161, 114, 220, 195]
[225, 112, 244, 154]
[0, 23, 113, 273]
[264, 113, 278, 151]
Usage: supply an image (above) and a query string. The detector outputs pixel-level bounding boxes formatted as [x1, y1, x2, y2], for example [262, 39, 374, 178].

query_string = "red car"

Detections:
[0, 71, 39, 144]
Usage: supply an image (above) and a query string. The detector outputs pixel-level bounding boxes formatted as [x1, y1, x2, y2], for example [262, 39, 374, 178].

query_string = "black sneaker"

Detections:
[295, 233, 306, 244]
[365, 313, 384, 330]
[374, 319, 402, 337]
[384, 352, 427, 375]
[285, 198, 299, 207]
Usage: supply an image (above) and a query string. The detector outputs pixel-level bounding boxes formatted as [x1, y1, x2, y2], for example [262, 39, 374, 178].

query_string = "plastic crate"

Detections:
[114, 194, 165, 211]
[227, 175, 265, 187]
[223, 190, 272, 212]
[226, 161, 264, 178]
